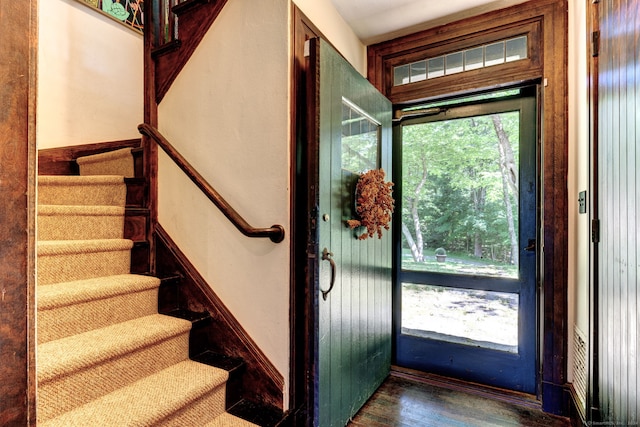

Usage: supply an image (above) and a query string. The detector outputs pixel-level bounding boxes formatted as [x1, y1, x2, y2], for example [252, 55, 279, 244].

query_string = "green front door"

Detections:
[307, 38, 393, 427]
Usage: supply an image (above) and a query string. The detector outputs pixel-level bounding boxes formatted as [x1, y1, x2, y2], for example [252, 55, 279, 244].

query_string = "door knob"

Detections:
[524, 239, 536, 252]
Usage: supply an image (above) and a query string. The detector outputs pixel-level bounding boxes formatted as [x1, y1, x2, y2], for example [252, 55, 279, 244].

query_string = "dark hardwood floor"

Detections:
[349, 370, 571, 427]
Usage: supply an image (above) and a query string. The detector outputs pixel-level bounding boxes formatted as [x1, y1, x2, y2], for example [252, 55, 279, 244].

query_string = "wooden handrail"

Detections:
[138, 123, 285, 243]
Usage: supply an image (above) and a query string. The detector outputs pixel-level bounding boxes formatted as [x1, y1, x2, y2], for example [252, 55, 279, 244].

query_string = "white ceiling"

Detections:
[331, 0, 530, 45]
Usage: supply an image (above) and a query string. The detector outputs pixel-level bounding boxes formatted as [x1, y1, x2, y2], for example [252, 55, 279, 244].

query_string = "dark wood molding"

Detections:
[38, 139, 141, 175]
[585, 0, 599, 420]
[154, 224, 284, 410]
[290, 6, 323, 426]
[369, 17, 543, 106]
[367, 0, 569, 415]
[142, 0, 159, 275]
[0, 1, 37, 425]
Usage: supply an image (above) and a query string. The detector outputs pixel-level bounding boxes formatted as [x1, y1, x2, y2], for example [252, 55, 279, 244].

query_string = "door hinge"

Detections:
[592, 31, 600, 57]
[591, 219, 600, 243]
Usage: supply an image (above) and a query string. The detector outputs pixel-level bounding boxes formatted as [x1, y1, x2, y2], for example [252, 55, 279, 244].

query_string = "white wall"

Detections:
[157, 0, 291, 406]
[38, 0, 143, 149]
[292, 0, 367, 75]
[566, 0, 590, 385]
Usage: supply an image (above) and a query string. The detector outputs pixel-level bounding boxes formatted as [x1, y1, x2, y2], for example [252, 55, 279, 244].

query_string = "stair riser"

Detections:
[38, 182, 126, 207]
[38, 333, 190, 422]
[38, 214, 124, 241]
[79, 159, 134, 177]
[38, 249, 131, 285]
[38, 287, 159, 344]
[77, 148, 135, 178]
[158, 384, 227, 426]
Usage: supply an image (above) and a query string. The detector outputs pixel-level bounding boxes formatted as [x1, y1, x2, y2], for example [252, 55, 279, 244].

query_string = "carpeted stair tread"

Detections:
[40, 360, 229, 427]
[38, 274, 160, 309]
[38, 204, 125, 240]
[37, 238, 133, 255]
[37, 315, 193, 421]
[76, 147, 135, 178]
[37, 274, 161, 343]
[37, 239, 133, 285]
[38, 175, 126, 206]
[37, 313, 192, 383]
[202, 412, 260, 427]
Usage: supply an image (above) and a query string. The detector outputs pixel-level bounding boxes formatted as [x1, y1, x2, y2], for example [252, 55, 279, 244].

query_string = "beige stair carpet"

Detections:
[38, 204, 125, 241]
[36, 148, 258, 426]
[76, 147, 136, 177]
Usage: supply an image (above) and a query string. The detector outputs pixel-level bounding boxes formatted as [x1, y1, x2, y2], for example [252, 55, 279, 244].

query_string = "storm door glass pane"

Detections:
[400, 111, 520, 279]
[402, 283, 518, 352]
[341, 98, 380, 174]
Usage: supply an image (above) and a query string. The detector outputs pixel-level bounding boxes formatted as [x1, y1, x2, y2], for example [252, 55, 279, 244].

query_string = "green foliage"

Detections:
[401, 109, 520, 264]
[435, 247, 447, 256]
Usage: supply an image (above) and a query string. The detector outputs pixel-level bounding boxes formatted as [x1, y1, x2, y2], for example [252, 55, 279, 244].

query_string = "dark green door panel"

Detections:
[309, 38, 393, 427]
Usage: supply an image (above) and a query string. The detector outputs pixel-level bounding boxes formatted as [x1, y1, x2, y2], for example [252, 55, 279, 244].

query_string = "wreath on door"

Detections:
[346, 169, 394, 240]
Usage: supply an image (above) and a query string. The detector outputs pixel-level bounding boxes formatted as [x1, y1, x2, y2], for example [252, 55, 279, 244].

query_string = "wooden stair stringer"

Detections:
[153, 0, 229, 102]
[155, 224, 285, 413]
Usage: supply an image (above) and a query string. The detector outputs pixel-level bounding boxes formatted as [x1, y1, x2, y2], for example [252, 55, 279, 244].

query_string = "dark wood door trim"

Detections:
[586, 0, 600, 421]
[290, 6, 322, 425]
[0, 1, 37, 424]
[368, 0, 569, 415]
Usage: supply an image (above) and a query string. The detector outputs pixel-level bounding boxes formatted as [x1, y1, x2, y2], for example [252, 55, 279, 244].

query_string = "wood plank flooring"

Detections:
[349, 371, 571, 427]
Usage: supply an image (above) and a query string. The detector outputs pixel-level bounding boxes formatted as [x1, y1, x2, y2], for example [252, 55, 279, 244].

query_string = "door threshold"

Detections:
[390, 365, 541, 411]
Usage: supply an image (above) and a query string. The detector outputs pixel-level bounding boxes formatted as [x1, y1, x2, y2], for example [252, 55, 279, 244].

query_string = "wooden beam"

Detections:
[0, 1, 37, 424]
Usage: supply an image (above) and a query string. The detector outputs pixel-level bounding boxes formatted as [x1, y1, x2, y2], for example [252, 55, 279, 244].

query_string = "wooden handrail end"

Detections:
[269, 225, 286, 244]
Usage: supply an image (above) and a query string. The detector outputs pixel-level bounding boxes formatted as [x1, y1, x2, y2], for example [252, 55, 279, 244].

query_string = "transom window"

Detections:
[393, 36, 528, 86]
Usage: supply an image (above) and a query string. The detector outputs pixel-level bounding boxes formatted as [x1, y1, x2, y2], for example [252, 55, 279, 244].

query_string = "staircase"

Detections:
[36, 148, 259, 426]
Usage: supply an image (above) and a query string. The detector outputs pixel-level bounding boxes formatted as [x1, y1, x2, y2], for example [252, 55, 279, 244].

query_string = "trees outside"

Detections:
[400, 110, 520, 274]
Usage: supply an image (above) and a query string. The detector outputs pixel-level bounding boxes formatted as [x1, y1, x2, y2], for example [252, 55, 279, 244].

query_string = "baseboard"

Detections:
[566, 383, 588, 427]
[154, 224, 284, 410]
[391, 365, 541, 410]
[542, 380, 570, 416]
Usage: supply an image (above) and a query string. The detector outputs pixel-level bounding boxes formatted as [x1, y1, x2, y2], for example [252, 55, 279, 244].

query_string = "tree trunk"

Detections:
[403, 156, 429, 263]
[492, 115, 518, 197]
[500, 173, 518, 265]
[402, 222, 423, 262]
[474, 231, 483, 258]
[492, 115, 519, 265]
[471, 186, 486, 258]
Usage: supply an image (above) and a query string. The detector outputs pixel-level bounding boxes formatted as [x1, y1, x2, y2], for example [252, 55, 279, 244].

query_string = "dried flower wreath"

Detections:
[347, 169, 394, 240]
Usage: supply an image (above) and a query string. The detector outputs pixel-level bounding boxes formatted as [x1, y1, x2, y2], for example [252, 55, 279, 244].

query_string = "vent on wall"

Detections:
[573, 326, 588, 414]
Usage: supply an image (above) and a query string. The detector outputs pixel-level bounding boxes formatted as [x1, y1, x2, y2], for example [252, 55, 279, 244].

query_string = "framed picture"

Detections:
[76, 0, 144, 34]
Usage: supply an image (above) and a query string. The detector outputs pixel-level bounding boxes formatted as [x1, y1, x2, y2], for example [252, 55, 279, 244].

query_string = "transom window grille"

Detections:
[393, 36, 527, 86]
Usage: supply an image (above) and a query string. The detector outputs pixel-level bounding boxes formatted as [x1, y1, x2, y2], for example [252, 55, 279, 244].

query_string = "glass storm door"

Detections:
[307, 38, 393, 426]
[394, 91, 538, 393]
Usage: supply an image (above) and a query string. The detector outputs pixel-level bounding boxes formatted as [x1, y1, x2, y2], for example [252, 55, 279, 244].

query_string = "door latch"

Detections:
[320, 248, 336, 300]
